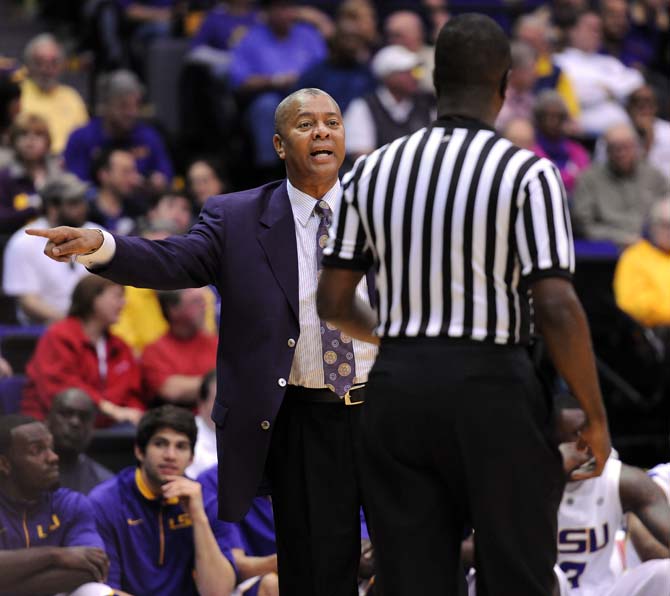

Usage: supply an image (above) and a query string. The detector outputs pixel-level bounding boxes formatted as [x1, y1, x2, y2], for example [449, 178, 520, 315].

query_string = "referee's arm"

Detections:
[518, 161, 611, 481]
[317, 164, 379, 346]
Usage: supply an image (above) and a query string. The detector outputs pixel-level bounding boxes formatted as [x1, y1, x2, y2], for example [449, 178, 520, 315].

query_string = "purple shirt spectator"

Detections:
[228, 22, 326, 90]
[534, 133, 591, 197]
[0, 487, 104, 550]
[191, 5, 261, 51]
[64, 117, 173, 183]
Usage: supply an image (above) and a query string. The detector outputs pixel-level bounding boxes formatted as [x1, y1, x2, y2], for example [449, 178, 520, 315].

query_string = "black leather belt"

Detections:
[287, 384, 365, 406]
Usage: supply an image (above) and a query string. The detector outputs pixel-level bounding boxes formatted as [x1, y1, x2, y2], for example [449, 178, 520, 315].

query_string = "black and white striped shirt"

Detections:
[322, 117, 575, 344]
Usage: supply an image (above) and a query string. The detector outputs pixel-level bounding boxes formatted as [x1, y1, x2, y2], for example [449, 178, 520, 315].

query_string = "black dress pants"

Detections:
[266, 387, 364, 596]
[360, 338, 565, 596]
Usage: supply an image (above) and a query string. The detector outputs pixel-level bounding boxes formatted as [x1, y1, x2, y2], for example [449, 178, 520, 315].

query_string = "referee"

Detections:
[317, 14, 611, 596]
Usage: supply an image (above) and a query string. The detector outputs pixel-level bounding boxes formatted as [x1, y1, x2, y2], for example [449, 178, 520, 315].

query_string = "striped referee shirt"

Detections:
[322, 117, 575, 345]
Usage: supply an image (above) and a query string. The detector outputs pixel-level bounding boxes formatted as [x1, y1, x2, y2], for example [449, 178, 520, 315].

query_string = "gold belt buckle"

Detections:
[343, 384, 365, 406]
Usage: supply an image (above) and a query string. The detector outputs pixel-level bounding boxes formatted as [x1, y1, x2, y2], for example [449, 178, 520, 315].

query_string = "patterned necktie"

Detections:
[315, 200, 357, 397]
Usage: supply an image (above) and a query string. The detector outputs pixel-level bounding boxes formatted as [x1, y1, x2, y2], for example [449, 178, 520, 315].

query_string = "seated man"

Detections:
[47, 388, 113, 494]
[64, 69, 173, 194]
[614, 197, 670, 327]
[141, 288, 218, 406]
[556, 395, 670, 596]
[571, 123, 668, 247]
[343, 44, 434, 162]
[2, 173, 99, 324]
[88, 406, 237, 596]
[186, 370, 217, 478]
[0, 415, 110, 595]
[199, 464, 278, 596]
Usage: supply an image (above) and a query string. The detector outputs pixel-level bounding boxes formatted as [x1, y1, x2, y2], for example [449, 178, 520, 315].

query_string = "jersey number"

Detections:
[559, 561, 586, 589]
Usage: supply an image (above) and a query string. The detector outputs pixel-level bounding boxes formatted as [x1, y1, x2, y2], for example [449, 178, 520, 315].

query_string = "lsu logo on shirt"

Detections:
[558, 523, 610, 588]
[36, 514, 61, 539]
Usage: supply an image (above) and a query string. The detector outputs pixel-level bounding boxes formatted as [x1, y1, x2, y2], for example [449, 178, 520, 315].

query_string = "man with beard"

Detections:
[0, 415, 110, 594]
[2, 173, 101, 324]
[88, 405, 237, 596]
[47, 389, 113, 494]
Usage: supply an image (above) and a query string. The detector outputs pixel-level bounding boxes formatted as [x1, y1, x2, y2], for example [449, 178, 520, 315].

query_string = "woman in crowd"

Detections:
[22, 275, 146, 426]
[533, 90, 590, 198]
[186, 157, 228, 209]
[0, 113, 64, 233]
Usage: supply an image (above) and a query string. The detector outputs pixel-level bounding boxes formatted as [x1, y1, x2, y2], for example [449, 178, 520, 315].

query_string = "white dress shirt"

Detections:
[186, 416, 218, 478]
[286, 179, 377, 388]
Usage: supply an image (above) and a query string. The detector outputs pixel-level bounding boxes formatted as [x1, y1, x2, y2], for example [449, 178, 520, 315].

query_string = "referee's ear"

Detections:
[273, 133, 286, 161]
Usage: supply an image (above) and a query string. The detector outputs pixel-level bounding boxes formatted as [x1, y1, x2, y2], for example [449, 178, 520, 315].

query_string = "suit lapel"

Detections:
[258, 182, 299, 322]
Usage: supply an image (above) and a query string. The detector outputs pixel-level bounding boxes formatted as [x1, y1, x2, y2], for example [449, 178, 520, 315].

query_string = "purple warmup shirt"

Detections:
[0, 487, 104, 550]
[228, 22, 326, 90]
[64, 117, 174, 183]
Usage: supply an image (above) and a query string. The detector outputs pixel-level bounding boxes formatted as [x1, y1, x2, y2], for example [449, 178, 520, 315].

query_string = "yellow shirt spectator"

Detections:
[112, 285, 218, 354]
[614, 239, 670, 327]
[20, 78, 89, 154]
[535, 54, 580, 120]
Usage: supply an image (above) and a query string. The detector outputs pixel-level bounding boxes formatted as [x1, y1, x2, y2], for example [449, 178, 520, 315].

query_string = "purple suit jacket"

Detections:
[95, 180, 374, 521]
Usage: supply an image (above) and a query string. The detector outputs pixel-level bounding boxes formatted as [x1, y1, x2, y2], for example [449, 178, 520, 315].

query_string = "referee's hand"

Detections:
[570, 420, 611, 481]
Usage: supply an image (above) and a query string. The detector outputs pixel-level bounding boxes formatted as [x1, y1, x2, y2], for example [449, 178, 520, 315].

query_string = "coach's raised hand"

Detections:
[26, 227, 103, 263]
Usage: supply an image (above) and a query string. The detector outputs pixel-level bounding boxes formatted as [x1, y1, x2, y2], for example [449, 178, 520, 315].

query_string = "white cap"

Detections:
[371, 45, 422, 79]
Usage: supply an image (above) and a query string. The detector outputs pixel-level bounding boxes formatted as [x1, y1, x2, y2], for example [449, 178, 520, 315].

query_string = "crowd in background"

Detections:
[0, 0, 669, 594]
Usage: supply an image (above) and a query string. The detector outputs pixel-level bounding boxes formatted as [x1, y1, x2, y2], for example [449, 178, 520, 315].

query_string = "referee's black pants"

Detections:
[360, 338, 565, 596]
[266, 386, 364, 596]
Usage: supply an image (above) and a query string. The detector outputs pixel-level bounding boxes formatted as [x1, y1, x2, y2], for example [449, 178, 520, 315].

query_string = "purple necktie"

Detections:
[315, 200, 357, 397]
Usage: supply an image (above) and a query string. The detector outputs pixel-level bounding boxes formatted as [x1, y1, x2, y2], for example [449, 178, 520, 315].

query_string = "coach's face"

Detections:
[274, 93, 345, 196]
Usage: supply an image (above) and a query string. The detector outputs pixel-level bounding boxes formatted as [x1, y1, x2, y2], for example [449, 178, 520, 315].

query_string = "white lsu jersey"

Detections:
[557, 457, 624, 596]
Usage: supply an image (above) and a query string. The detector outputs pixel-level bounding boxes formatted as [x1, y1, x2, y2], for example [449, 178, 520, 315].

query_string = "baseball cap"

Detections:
[371, 45, 422, 79]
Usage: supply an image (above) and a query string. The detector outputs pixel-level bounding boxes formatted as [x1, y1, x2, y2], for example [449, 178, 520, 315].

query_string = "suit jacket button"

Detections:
[278, 378, 287, 387]
[287, 338, 296, 348]
[261, 420, 271, 430]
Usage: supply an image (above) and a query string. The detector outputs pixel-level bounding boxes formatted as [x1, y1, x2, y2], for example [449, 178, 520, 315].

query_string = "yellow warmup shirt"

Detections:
[112, 286, 218, 355]
[20, 79, 89, 154]
[613, 239, 670, 327]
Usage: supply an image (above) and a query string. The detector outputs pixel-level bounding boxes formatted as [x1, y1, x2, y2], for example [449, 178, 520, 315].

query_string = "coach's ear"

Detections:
[273, 133, 286, 160]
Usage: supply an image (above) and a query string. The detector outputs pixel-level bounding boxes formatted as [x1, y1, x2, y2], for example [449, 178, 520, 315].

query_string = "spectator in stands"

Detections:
[384, 10, 435, 94]
[111, 220, 219, 354]
[20, 34, 89, 155]
[554, 11, 644, 136]
[22, 275, 145, 427]
[613, 196, 670, 327]
[532, 90, 591, 197]
[88, 406, 237, 596]
[190, 0, 260, 52]
[600, 0, 657, 69]
[3, 173, 96, 324]
[228, 0, 327, 175]
[296, 20, 376, 115]
[88, 146, 145, 235]
[186, 370, 217, 478]
[626, 85, 670, 183]
[0, 415, 111, 594]
[199, 464, 279, 596]
[501, 117, 536, 150]
[64, 69, 173, 193]
[495, 41, 538, 131]
[47, 388, 114, 494]
[571, 123, 668, 246]
[555, 395, 670, 595]
[337, 0, 379, 50]
[145, 190, 193, 234]
[343, 44, 434, 160]
[186, 157, 227, 210]
[514, 13, 580, 121]
[422, 0, 449, 43]
[0, 113, 65, 234]
[141, 288, 217, 406]
[0, 73, 21, 153]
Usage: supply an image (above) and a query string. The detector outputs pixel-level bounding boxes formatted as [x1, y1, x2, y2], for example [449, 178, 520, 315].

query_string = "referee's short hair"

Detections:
[433, 13, 511, 101]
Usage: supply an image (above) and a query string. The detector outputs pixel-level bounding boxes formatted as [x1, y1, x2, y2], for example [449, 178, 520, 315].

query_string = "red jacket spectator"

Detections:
[22, 277, 145, 426]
